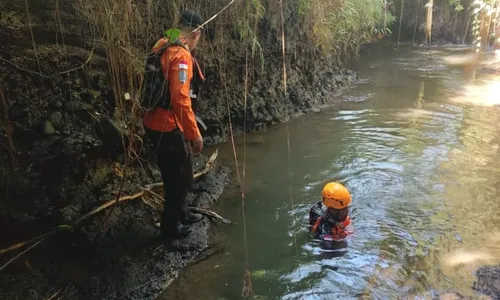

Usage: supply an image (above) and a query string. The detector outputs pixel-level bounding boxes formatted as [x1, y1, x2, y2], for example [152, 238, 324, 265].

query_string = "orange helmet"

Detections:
[322, 182, 352, 209]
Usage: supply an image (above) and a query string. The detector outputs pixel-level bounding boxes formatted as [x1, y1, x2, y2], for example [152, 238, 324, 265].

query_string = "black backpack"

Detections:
[139, 40, 185, 111]
[139, 39, 205, 113]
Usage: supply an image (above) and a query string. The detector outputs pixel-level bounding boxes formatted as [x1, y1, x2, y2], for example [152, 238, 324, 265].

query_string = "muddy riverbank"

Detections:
[0, 152, 229, 300]
[2, 1, 500, 299]
[0, 0, 357, 298]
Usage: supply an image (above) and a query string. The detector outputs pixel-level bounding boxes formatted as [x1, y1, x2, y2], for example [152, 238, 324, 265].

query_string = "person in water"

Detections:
[309, 182, 353, 242]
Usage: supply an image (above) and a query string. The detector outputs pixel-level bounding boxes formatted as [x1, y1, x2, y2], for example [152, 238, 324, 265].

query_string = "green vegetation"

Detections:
[298, 0, 395, 60]
[68, 0, 398, 167]
[470, 0, 500, 51]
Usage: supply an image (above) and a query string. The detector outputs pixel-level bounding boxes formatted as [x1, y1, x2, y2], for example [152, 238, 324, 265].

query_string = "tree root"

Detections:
[186, 245, 225, 268]
[0, 150, 219, 272]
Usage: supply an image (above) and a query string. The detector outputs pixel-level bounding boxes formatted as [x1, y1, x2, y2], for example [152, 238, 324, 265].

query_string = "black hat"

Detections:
[180, 10, 204, 29]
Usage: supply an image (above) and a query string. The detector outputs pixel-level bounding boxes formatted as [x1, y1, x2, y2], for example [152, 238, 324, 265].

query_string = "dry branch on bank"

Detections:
[0, 150, 225, 272]
[191, 207, 232, 224]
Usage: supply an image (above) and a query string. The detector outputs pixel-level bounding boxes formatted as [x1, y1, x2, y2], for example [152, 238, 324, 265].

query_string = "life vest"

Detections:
[311, 215, 352, 242]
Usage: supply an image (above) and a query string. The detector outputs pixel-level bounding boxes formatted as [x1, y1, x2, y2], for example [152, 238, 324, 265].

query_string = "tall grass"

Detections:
[299, 0, 395, 61]
[68, 0, 398, 161]
[73, 0, 168, 204]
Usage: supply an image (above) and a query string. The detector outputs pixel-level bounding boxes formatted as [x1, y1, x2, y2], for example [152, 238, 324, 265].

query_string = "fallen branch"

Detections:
[0, 150, 219, 269]
[44, 288, 62, 300]
[0, 240, 42, 273]
[0, 225, 72, 255]
[186, 246, 224, 268]
[74, 191, 144, 227]
[193, 150, 219, 179]
[190, 207, 232, 225]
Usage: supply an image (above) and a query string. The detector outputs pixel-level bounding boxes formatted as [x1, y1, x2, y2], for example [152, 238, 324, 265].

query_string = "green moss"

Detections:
[88, 160, 112, 185]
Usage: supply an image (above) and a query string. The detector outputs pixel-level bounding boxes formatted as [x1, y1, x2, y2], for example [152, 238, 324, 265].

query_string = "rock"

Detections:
[64, 101, 89, 112]
[71, 91, 81, 100]
[436, 293, 466, 300]
[193, 192, 213, 208]
[42, 120, 56, 135]
[186, 192, 196, 206]
[73, 78, 82, 87]
[49, 112, 63, 127]
[91, 73, 104, 88]
[474, 266, 500, 299]
[333, 75, 344, 84]
[95, 117, 123, 148]
[82, 90, 101, 103]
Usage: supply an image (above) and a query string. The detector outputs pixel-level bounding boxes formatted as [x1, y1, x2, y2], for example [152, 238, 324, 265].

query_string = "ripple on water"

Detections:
[160, 47, 500, 300]
[341, 93, 375, 103]
[280, 251, 378, 300]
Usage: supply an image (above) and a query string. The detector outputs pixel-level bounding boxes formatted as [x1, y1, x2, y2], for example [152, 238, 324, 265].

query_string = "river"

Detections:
[160, 44, 500, 299]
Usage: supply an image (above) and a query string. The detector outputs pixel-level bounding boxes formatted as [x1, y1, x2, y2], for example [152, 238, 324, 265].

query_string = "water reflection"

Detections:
[159, 46, 500, 300]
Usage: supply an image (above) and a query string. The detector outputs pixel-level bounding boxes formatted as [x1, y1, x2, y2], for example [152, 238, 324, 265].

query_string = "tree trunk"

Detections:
[463, 11, 471, 44]
[398, 0, 404, 49]
[425, 0, 434, 46]
[413, 0, 421, 45]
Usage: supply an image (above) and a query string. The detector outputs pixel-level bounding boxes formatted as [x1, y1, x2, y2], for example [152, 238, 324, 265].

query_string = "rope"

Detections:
[207, 3, 252, 293]
[279, 0, 299, 257]
[239, 1, 252, 296]
[188, 0, 239, 35]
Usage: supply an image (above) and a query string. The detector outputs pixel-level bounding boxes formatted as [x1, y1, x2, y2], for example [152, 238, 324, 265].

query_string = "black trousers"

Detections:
[145, 128, 193, 236]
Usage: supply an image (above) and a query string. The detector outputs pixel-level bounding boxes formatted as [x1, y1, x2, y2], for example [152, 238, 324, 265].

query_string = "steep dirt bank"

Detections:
[0, 0, 357, 299]
[0, 153, 229, 300]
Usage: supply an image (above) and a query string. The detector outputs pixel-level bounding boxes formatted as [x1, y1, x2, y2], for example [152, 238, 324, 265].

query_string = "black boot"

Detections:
[161, 224, 192, 240]
[182, 208, 203, 224]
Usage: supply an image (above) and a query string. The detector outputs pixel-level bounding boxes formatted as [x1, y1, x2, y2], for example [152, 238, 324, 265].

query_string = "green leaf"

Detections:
[164, 28, 180, 42]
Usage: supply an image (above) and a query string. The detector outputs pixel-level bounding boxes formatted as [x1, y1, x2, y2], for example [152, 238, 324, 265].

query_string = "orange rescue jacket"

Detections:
[143, 38, 201, 140]
[311, 215, 353, 241]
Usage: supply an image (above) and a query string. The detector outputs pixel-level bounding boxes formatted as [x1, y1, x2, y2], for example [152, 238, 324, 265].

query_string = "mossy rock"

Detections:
[49, 111, 63, 127]
[42, 120, 56, 135]
[64, 101, 90, 112]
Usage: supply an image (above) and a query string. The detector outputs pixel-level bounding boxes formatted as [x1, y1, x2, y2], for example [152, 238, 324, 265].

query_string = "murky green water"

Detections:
[161, 45, 500, 299]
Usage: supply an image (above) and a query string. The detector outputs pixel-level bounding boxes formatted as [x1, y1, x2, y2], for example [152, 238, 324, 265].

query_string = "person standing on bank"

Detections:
[142, 10, 205, 240]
